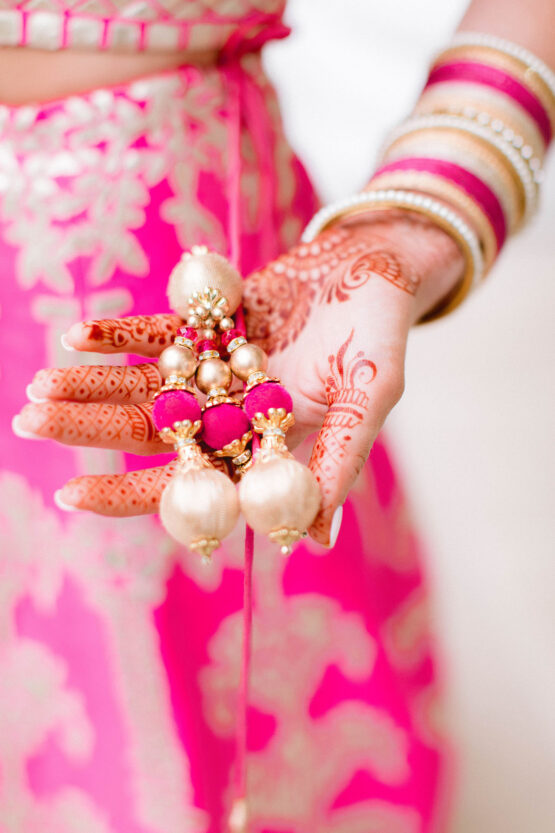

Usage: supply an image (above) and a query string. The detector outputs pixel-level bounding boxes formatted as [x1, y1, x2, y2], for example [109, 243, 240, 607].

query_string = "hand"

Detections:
[243, 215, 463, 543]
[14, 214, 463, 545]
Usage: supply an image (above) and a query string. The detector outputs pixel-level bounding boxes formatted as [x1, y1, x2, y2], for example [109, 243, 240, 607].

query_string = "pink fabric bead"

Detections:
[221, 328, 243, 348]
[201, 403, 251, 450]
[243, 382, 293, 419]
[177, 326, 197, 340]
[152, 390, 201, 431]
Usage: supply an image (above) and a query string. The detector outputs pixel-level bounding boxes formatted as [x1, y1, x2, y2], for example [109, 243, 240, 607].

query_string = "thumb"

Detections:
[307, 329, 404, 546]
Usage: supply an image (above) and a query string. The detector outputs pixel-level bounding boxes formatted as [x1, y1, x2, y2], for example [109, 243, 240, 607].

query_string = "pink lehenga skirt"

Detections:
[0, 52, 452, 833]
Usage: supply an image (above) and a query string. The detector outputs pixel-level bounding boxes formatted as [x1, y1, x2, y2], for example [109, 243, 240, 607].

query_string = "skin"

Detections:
[9, 0, 555, 544]
[0, 47, 218, 105]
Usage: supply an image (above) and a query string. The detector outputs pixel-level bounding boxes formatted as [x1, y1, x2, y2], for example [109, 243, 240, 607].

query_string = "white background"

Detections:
[265, 2, 555, 831]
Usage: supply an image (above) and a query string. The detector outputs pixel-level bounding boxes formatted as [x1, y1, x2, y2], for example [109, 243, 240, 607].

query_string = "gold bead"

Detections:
[197, 327, 217, 340]
[229, 343, 268, 382]
[196, 358, 232, 394]
[158, 344, 198, 381]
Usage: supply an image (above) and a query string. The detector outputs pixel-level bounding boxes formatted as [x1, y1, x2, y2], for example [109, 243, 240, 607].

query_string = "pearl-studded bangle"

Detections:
[450, 32, 555, 101]
[414, 86, 547, 162]
[301, 189, 484, 321]
[380, 114, 538, 222]
[367, 170, 500, 269]
[440, 106, 543, 183]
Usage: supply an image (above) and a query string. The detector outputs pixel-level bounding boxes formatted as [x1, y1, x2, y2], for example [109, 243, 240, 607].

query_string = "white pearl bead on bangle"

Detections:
[380, 114, 538, 221]
[302, 189, 483, 280]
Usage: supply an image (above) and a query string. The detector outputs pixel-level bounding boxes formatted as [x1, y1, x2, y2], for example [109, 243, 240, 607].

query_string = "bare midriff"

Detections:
[0, 47, 220, 105]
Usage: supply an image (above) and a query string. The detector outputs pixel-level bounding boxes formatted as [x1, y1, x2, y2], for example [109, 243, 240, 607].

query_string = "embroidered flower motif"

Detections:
[0, 473, 209, 833]
[200, 579, 415, 831]
[0, 73, 230, 294]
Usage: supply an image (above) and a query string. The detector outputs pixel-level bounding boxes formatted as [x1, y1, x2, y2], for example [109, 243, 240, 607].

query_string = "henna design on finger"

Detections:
[16, 400, 163, 454]
[127, 402, 159, 444]
[59, 462, 178, 516]
[57, 446, 231, 516]
[243, 228, 420, 354]
[309, 329, 377, 542]
[31, 363, 162, 404]
[67, 313, 182, 356]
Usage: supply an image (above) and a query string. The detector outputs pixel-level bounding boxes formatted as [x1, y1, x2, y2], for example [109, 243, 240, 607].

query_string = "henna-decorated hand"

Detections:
[13, 215, 463, 545]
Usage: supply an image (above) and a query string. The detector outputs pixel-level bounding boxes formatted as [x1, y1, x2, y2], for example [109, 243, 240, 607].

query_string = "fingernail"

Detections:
[60, 333, 76, 352]
[329, 505, 343, 548]
[26, 384, 47, 404]
[54, 490, 81, 512]
[12, 415, 42, 440]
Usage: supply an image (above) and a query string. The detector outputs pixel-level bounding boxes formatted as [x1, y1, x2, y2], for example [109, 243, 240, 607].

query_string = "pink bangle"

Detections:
[373, 157, 507, 250]
[426, 61, 552, 145]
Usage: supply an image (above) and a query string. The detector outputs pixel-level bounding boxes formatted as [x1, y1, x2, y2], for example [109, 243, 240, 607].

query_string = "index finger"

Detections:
[64, 313, 182, 357]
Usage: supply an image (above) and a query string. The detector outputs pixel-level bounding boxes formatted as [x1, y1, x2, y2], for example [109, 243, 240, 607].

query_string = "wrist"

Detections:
[336, 209, 466, 323]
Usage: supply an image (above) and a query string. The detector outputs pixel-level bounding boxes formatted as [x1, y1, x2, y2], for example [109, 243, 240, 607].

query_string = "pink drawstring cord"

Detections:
[228, 454, 257, 833]
[222, 55, 254, 833]
[222, 21, 290, 825]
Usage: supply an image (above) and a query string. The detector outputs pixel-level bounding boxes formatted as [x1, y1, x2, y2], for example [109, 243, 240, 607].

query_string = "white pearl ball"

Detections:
[239, 456, 321, 539]
[160, 467, 240, 555]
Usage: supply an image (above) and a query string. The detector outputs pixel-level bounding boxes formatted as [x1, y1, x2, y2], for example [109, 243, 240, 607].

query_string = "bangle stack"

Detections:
[303, 32, 554, 321]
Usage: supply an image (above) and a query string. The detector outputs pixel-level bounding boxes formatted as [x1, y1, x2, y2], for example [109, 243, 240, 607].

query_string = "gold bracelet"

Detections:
[414, 85, 547, 163]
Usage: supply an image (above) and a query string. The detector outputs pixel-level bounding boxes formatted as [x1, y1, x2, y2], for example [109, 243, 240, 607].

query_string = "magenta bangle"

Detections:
[426, 62, 552, 146]
[373, 157, 507, 249]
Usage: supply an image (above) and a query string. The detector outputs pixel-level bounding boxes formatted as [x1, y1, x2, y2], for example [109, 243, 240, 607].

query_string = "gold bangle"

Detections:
[414, 85, 547, 163]
[366, 170, 499, 270]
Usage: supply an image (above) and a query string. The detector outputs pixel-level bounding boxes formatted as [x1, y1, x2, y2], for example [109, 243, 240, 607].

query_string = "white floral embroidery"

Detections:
[0, 473, 209, 832]
[384, 587, 433, 671]
[0, 58, 303, 302]
[200, 548, 415, 832]
[0, 640, 107, 833]
[0, 72, 229, 294]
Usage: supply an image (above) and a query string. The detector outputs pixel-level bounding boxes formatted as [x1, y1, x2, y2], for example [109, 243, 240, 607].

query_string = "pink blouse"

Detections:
[0, 0, 286, 52]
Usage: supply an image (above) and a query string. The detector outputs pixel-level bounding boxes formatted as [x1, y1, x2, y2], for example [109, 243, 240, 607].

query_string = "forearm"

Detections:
[458, 0, 555, 69]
